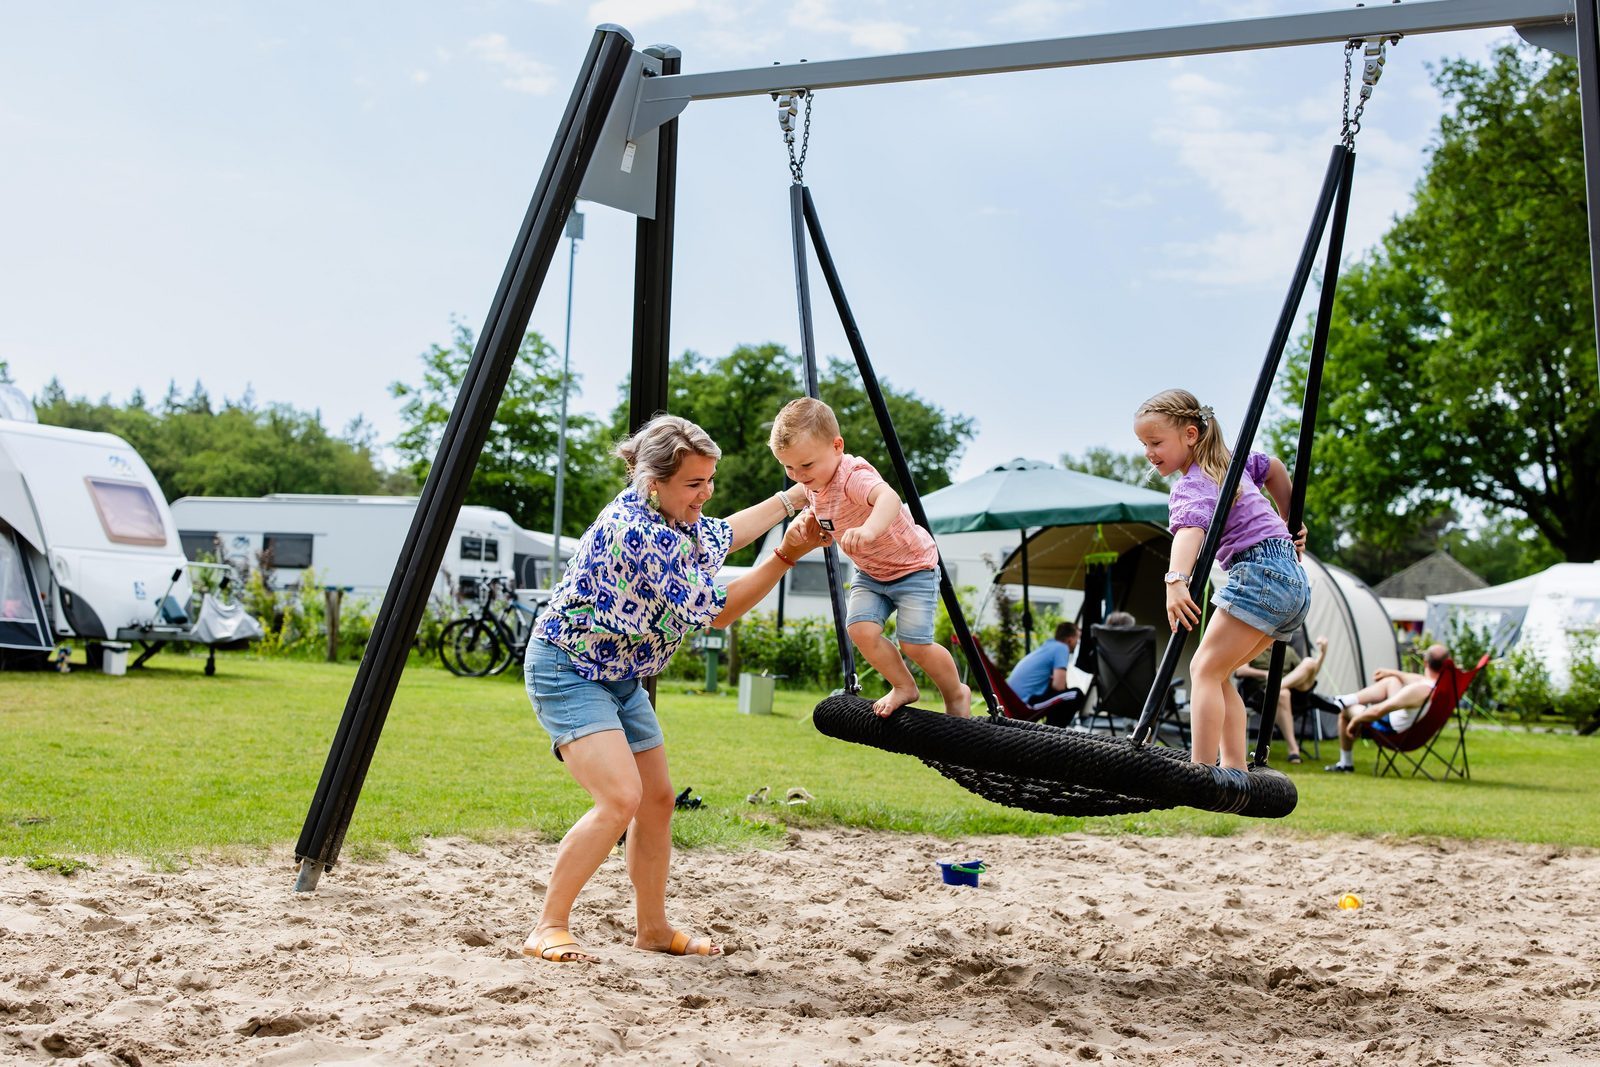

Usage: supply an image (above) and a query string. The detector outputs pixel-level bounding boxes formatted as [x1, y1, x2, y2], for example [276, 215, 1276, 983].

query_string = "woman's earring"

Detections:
[648, 488, 660, 510]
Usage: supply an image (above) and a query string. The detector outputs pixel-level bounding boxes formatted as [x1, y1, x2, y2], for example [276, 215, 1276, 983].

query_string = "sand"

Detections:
[1, 828, 1597, 1066]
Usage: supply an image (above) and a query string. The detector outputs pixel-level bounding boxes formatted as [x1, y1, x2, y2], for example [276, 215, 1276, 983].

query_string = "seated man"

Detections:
[1234, 635, 1328, 764]
[1007, 622, 1082, 708]
[1324, 643, 1450, 773]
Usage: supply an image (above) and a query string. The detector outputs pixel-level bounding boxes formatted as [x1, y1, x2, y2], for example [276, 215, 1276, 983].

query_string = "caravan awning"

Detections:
[0, 442, 46, 553]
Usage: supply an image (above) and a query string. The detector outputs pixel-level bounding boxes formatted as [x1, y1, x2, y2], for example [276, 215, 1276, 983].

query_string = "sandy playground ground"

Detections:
[1, 827, 1597, 1065]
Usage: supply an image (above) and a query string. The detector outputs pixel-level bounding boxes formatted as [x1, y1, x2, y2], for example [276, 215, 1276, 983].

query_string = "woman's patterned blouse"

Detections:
[533, 486, 733, 681]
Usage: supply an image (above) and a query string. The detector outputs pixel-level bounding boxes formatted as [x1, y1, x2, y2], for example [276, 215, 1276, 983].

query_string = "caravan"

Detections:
[0, 413, 237, 662]
[167, 494, 562, 605]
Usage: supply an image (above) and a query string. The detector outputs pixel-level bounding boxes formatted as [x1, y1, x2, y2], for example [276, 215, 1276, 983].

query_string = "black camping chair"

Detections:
[1083, 624, 1189, 747]
[1234, 632, 1333, 761]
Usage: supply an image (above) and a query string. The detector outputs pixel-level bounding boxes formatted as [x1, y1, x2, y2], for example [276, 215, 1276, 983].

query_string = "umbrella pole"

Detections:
[1020, 530, 1032, 653]
[801, 187, 1000, 715]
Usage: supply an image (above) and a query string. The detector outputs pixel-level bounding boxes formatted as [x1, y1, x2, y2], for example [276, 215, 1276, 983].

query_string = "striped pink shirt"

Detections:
[805, 454, 937, 582]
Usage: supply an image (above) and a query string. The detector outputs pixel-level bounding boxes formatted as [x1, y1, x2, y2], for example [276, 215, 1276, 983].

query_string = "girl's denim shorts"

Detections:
[1213, 538, 1311, 642]
[524, 639, 663, 760]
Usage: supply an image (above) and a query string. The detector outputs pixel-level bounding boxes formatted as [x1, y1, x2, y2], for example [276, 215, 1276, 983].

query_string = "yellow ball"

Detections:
[1337, 893, 1362, 910]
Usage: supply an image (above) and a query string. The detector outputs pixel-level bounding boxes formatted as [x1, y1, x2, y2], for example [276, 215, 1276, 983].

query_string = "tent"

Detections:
[1426, 562, 1600, 687]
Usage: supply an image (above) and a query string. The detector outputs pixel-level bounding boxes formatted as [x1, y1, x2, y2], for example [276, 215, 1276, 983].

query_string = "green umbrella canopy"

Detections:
[922, 458, 1170, 534]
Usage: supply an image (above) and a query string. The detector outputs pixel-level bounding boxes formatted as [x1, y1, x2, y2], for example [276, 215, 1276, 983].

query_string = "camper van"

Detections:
[167, 494, 563, 605]
[0, 416, 200, 655]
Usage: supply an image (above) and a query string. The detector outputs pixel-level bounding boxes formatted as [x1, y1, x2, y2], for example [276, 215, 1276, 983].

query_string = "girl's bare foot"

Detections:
[944, 683, 972, 717]
[873, 684, 920, 717]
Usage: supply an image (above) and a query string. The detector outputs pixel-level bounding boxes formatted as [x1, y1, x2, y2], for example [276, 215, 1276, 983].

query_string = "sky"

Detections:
[0, 1, 1525, 488]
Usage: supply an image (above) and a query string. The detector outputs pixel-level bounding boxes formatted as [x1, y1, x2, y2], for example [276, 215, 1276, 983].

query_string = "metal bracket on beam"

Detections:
[1519, 19, 1579, 57]
[579, 46, 665, 218]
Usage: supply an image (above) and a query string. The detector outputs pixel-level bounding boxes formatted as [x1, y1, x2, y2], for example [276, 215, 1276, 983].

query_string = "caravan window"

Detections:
[179, 530, 219, 561]
[263, 533, 314, 569]
[483, 538, 499, 563]
[461, 535, 483, 561]
[85, 478, 167, 547]
[789, 559, 854, 597]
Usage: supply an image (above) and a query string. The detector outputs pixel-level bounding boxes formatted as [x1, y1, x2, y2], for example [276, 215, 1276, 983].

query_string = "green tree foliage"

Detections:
[34, 378, 404, 501]
[610, 344, 976, 561]
[1440, 514, 1563, 587]
[0, 360, 12, 384]
[391, 322, 621, 536]
[1061, 446, 1156, 488]
[1274, 45, 1598, 582]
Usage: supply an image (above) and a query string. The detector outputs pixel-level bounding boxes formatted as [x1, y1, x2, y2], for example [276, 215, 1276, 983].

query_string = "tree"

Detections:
[1272, 45, 1599, 582]
[610, 344, 976, 563]
[391, 321, 620, 536]
[0, 360, 11, 385]
[1061, 446, 1155, 488]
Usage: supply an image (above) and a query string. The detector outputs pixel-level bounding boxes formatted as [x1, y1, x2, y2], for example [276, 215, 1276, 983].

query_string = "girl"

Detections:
[1133, 389, 1311, 773]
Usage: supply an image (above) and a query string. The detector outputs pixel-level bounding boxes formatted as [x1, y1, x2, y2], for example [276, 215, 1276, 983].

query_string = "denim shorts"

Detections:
[524, 639, 663, 760]
[846, 567, 938, 644]
[1213, 539, 1311, 642]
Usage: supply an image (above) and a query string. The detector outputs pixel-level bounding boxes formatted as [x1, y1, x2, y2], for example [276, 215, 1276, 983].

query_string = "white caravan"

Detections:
[0, 417, 200, 653]
[168, 494, 562, 605]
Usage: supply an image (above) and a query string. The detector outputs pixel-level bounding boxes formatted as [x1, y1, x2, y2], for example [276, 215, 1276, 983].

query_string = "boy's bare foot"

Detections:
[873, 684, 920, 717]
[944, 683, 972, 717]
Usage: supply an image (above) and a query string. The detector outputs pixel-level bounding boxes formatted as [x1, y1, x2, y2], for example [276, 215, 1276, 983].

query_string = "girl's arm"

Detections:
[725, 484, 808, 552]
[1165, 526, 1204, 632]
[1262, 456, 1307, 557]
[712, 511, 826, 627]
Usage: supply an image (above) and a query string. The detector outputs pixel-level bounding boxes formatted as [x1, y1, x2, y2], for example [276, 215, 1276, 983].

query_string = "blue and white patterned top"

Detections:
[533, 486, 734, 681]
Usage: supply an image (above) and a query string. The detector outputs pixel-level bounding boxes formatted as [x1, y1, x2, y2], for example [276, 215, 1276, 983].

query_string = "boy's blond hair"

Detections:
[769, 396, 841, 451]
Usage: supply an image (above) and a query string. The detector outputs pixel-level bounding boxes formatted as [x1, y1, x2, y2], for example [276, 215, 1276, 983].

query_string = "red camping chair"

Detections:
[1363, 653, 1490, 781]
[964, 637, 1086, 725]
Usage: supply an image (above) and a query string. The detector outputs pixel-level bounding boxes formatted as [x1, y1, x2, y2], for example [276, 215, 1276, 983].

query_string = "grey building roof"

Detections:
[1374, 551, 1488, 600]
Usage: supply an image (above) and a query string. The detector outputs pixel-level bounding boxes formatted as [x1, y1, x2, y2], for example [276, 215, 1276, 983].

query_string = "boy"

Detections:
[768, 397, 971, 718]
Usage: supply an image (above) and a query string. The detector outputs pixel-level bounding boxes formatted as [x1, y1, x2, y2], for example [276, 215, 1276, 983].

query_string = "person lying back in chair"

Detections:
[1234, 635, 1328, 764]
[1324, 643, 1450, 773]
[1007, 622, 1082, 706]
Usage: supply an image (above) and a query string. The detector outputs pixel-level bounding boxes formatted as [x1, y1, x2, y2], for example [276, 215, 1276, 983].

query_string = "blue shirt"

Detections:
[1007, 639, 1074, 701]
[534, 487, 733, 681]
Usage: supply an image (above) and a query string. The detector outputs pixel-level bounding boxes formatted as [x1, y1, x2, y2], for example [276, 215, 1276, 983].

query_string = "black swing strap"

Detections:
[800, 186, 1001, 716]
[1250, 147, 1357, 766]
[1131, 143, 1351, 746]
[788, 180, 859, 694]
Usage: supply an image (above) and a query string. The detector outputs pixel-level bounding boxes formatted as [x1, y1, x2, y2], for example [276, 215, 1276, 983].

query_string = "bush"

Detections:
[1488, 634, 1600, 731]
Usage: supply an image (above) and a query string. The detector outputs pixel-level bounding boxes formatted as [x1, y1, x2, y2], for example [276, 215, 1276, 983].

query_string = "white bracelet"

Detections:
[776, 491, 797, 519]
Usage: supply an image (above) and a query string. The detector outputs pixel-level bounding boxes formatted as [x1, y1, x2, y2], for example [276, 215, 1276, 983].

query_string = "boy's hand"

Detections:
[1165, 582, 1200, 632]
[782, 509, 828, 557]
[838, 528, 870, 556]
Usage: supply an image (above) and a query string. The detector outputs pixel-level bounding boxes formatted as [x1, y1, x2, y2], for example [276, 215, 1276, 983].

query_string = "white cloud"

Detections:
[587, 0, 702, 29]
[468, 33, 557, 95]
[410, 69, 431, 85]
[788, 0, 916, 53]
[989, 0, 1092, 35]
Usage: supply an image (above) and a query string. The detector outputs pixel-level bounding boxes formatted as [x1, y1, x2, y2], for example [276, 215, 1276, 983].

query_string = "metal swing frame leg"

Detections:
[291, 26, 635, 892]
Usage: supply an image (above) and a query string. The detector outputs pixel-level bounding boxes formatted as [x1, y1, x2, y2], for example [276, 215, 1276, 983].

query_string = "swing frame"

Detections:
[293, 0, 1600, 889]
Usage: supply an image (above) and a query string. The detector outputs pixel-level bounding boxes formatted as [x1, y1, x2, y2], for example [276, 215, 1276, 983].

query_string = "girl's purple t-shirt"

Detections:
[1167, 451, 1291, 569]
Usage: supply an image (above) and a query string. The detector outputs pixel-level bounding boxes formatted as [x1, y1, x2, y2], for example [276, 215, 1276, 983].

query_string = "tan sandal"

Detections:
[664, 930, 721, 957]
[523, 929, 600, 963]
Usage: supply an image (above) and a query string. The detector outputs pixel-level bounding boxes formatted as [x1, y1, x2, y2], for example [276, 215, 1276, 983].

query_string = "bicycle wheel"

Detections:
[440, 618, 501, 677]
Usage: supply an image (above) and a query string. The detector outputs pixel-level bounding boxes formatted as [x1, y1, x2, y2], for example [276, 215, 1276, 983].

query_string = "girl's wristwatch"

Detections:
[1163, 571, 1190, 585]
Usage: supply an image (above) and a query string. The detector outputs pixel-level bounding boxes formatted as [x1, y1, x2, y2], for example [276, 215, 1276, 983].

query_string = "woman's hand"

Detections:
[1166, 581, 1200, 632]
[781, 509, 828, 558]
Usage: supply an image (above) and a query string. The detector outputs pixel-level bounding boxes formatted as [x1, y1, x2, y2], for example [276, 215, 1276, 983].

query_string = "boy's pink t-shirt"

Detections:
[804, 453, 938, 582]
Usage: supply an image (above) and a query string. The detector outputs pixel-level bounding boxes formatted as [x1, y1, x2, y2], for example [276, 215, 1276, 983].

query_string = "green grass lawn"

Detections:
[2, 653, 1596, 865]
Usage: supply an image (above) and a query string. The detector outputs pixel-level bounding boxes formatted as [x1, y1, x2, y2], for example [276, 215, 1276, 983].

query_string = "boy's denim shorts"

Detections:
[524, 639, 663, 760]
[846, 567, 938, 644]
[1213, 538, 1311, 642]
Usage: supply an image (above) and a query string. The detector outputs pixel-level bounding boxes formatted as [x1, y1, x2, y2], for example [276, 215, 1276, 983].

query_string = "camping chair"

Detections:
[1084, 624, 1189, 747]
[964, 637, 1086, 726]
[1363, 653, 1490, 780]
[1235, 676, 1335, 761]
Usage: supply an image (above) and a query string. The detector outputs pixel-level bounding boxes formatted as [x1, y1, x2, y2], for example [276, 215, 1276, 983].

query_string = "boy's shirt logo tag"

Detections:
[818, 517, 835, 531]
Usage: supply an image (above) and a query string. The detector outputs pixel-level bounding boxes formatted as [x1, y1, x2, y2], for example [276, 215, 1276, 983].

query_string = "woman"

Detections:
[523, 414, 824, 964]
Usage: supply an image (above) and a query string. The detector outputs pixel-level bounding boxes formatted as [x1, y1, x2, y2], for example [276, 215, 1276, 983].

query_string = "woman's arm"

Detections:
[712, 511, 826, 627]
[725, 484, 808, 552]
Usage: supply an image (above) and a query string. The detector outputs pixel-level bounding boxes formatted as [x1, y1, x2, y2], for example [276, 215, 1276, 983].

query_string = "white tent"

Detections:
[1426, 562, 1600, 686]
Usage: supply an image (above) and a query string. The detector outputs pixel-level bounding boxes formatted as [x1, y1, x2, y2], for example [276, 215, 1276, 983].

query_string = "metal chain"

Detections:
[777, 89, 813, 183]
[1342, 33, 1401, 150]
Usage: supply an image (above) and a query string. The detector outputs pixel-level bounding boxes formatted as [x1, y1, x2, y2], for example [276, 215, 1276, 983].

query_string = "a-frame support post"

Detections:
[1575, 0, 1600, 383]
[291, 26, 636, 892]
[629, 45, 680, 432]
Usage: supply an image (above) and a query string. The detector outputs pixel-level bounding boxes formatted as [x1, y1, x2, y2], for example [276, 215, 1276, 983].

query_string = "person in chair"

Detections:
[1007, 622, 1083, 707]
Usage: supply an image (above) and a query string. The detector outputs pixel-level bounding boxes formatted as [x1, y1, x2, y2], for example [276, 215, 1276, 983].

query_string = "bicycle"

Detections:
[438, 576, 547, 677]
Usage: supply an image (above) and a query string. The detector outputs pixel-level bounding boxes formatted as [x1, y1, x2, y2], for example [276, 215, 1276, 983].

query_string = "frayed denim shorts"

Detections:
[524, 639, 663, 761]
[1213, 538, 1311, 642]
[846, 567, 938, 644]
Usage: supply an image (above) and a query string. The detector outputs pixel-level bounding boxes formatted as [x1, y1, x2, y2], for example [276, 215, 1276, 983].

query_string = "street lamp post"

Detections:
[550, 208, 583, 587]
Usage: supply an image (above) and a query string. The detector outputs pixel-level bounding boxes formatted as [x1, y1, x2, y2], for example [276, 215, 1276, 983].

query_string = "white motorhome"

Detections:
[168, 494, 564, 604]
[0, 416, 199, 654]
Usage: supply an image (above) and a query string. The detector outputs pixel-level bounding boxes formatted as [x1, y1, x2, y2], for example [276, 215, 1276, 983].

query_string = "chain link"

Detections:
[1342, 33, 1401, 150]
[777, 89, 813, 183]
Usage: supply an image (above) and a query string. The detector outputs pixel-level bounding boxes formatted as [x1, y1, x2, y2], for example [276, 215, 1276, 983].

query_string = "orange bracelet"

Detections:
[773, 547, 797, 568]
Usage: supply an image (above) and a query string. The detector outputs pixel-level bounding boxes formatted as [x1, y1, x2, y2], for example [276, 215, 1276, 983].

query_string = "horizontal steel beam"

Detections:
[631, 0, 1573, 136]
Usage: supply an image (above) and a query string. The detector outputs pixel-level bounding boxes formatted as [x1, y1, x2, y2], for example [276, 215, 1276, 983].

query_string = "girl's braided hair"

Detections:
[1136, 388, 1237, 498]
